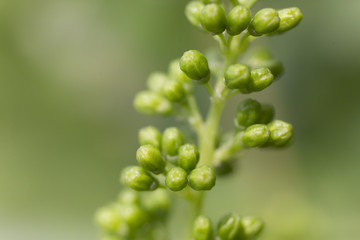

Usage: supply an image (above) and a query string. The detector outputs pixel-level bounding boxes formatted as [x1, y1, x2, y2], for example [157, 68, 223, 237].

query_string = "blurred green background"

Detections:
[1, 0, 359, 239]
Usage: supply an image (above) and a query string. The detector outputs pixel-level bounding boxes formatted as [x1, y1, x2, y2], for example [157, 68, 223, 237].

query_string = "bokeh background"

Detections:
[1, 0, 360, 239]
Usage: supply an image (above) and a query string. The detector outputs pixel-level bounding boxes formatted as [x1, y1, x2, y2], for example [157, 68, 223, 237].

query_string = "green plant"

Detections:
[95, 1, 302, 239]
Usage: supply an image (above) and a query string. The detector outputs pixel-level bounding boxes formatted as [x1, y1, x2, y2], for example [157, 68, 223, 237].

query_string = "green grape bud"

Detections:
[277, 7, 303, 33]
[162, 127, 185, 157]
[178, 144, 200, 172]
[138, 126, 162, 150]
[188, 166, 216, 191]
[147, 72, 168, 93]
[242, 124, 270, 148]
[248, 8, 280, 36]
[168, 59, 191, 83]
[200, 4, 227, 35]
[121, 204, 147, 229]
[259, 104, 274, 124]
[123, 166, 158, 191]
[248, 68, 274, 92]
[141, 188, 170, 218]
[235, 99, 262, 128]
[165, 167, 188, 191]
[95, 207, 121, 232]
[226, 6, 251, 36]
[136, 145, 165, 174]
[258, 59, 283, 79]
[224, 64, 251, 90]
[217, 213, 245, 240]
[180, 50, 211, 84]
[193, 215, 214, 240]
[134, 91, 172, 115]
[163, 80, 186, 102]
[185, 1, 205, 27]
[267, 120, 293, 147]
[118, 189, 140, 205]
[242, 216, 264, 239]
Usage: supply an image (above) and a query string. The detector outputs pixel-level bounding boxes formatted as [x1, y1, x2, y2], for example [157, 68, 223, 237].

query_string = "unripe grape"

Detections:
[165, 167, 188, 191]
[185, 1, 205, 28]
[180, 50, 211, 84]
[242, 124, 270, 147]
[134, 91, 172, 115]
[249, 67, 274, 92]
[242, 216, 264, 239]
[138, 126, 162, 150]
[136, 145, 165, 174]
[193, 215, 214, 240]
[248, 8, 280, 36]
[267, 120, 293, 147]
[162, 127, 185, 157]
[235, 99, 262, 128]
[163, 80, 186, 102]
[227, 5, 251, 36]
[178, 144, 200, 172]
[277, 7, 303, 33]
[217, 213, 245, 240]
[188, 166, 216, 191]
[123, 166, 158, 191]
[224, 64, 251, 90]
[200, 4, 227, 35]
[147, 72, 168, 93]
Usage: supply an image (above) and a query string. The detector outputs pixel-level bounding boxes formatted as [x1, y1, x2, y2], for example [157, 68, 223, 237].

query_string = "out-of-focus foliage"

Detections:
[0, 0, 359, 239]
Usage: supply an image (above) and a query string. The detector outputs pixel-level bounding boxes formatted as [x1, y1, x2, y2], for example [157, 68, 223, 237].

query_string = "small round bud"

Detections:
[235, 99, 262, 128]
[123, 166, 158, 191]
[259, 104, 275, 124]
[258, 59, 283, 79]
[178, 144, 200, 172]
[248, 8, 280, 36]
[121, 204, 147, 229]
[141, 188, 170, 218]
[224, 64, 251, 90]
[134, 91, 172, 115]
[217, 213, 245, 240]
[242, 124, 270, 148]
[162, 127, 185, 157]
[147, 72, 168, 93]
[193, 215, 214, 240]
[138, 126, 162, 150]
[200, 4, 227, 35]
[165, 167, 188, 191]
[242, 216, 264, 239]
[188, 166, 216, 191]
[226, 6, 251, 36]
[136, 145, 165, 174]
[185, 1, 205, 27]
[118, 189, 140, 205]
[163, 80, 186, 102]
[168, 59, 191, 83]
[95, 207, 121, 232]
[249, 68, 274, 92]
[267, 120, 293, 147]
[180, 50, 210, 84]
[277, 7, 303, 33]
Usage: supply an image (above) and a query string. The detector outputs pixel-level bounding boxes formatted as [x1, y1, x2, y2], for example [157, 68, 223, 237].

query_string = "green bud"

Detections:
[185, 1, 205, 27]
[180, 50, 210, 84]
[121, 204, 147, 229]
[162, 127, 185, 157]
[118, 189, 140, 205]
[163, 80, 186, 102]
[138, 126, 162, 150]
[136, 145, 165, 174]
[217, 213, 245, 240]
[123, 166, 158, 191]
[95, 207, 121, 232]
[235, 99, 262, 128]
[258, 59, 283, 79]
[168, 59, 191, 83]
[226, 6, 251, 36]
[147, 72, 168, 93]
[188, 166, 216, 191]
[242, 216, 264, 239]
[200, 4, 227, 35]
[165, 167, 188, 191]
[224, 64, 251, 90]
[248, 8, 280, 36]
[249, 68, 274, 92]
[134, 91, 172, 115]
[277, 7, 303, 33]
[141, 188, 170, 218]
[242, 124, 270, 148]
[259, 104, 274, 124]
[267, 120, 293, 147]
[178, 144, 200, 172]
[193, 215, 214, 240]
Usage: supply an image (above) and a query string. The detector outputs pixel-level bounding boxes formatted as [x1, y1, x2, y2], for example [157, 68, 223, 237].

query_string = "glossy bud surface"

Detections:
[180, 50, 211, 84]
[193, 215, 214, 240]
[249, 8, 280, 36]
[188, 166, 216, 191]
[124, 166, 158, 191]
[242, 124, 270, 147]
[200, 4, 227, 35]
[136, 145, 165, 174]
[224, 64, 251, 90]
[267, 120, 293, 147]
[178, 144, 200, 172]
[165, 167, 188, 191]
[277, 7, 303, 33]
[162, 127, 185, 157]
[217, 213, 244, 240]
[227, 5, 251, 36]
[249, 68, 274, 92]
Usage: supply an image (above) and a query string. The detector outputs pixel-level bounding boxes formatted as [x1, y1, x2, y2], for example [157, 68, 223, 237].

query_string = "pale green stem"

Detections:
[205, 82, 214, 96]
